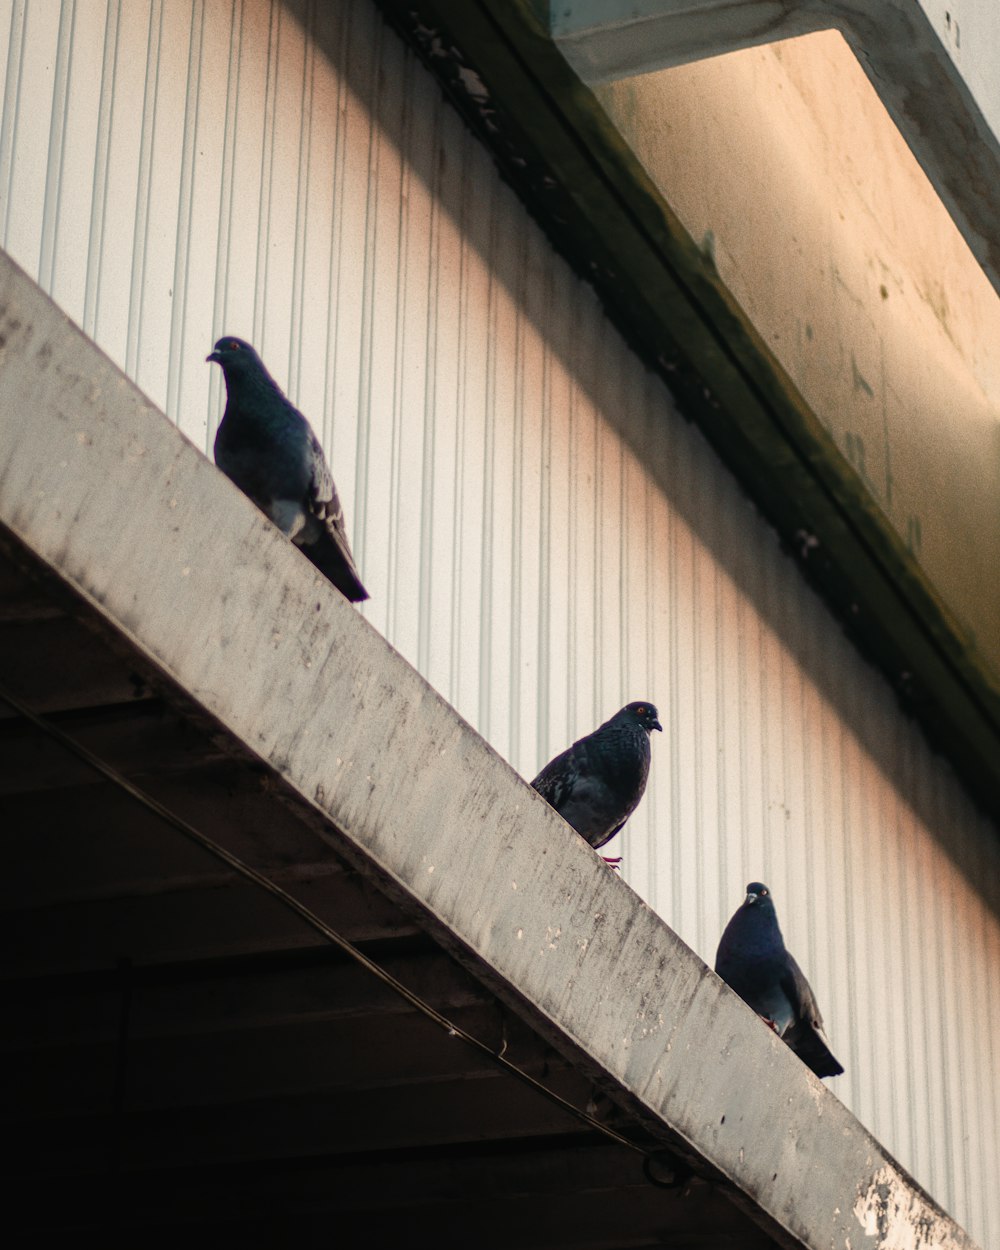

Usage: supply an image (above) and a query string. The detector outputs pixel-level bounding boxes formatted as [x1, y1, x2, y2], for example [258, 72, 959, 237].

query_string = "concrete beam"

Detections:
[0, 250, 980, 1249]
[551, 0, 1000, 295]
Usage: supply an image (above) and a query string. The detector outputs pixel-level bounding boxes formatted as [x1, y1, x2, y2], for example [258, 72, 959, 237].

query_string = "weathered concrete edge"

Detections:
[0, 253, 979, 1250]
[550, 0, 1000, 295]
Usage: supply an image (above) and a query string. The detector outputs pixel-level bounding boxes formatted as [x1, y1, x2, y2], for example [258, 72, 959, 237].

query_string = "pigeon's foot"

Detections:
[761, 1016, 780, 1033]
[602, 856, 623, 871]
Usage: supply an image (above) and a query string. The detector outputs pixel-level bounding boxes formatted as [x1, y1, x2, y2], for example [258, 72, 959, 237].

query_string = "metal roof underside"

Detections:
[0, 255, 978, 1250]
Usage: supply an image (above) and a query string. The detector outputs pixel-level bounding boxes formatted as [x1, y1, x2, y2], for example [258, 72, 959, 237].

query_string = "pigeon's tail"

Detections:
[299, 532, 369, 602]
[788, 1024, 844, 1079]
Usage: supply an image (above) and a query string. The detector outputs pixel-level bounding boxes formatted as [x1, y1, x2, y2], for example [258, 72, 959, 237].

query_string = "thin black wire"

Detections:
[1, 681, 653, 1160]
[109, 956, 133, 1175]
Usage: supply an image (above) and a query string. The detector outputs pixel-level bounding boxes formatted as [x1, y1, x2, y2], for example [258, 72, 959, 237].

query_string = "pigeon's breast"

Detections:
[592, 729, 650, 796]
[717, 948, 795, 1034]
[215, 411, 313, 507]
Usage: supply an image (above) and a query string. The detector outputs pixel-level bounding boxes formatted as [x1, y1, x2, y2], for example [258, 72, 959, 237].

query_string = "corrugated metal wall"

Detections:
[2, 0, 998, 1243]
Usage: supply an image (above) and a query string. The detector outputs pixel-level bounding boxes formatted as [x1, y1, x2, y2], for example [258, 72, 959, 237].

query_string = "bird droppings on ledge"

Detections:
[456, 64, 489, 102]
[796, 529, 820, 558]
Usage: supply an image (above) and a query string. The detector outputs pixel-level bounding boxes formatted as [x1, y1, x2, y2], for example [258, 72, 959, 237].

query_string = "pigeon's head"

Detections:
[743, 882, 774, 910]
[206, 336, 263, 375]
[621, 702, 663, 734]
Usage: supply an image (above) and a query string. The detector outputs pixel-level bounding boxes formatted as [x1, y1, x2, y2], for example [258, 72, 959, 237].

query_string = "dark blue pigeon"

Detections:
[531, 702, 662, 861]
[208, 336, 368, 602]
[715, 882, 843, 1078]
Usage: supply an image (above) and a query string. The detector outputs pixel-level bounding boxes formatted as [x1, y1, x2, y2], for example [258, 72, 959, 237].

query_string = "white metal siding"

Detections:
[1, 1, 998, 1243]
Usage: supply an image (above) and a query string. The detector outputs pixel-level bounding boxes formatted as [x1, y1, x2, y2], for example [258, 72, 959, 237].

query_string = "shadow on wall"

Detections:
[296, 0, 1000, 913]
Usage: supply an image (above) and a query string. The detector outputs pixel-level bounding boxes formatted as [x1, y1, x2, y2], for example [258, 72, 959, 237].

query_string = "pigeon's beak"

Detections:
[651, 718, 663, 732]
[744, 891, 758, 906]
[206, 350, 221, 363]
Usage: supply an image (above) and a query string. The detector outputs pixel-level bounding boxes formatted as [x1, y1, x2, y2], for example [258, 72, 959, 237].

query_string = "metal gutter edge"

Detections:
[0, 247, 981, 1250]
[551, 0, 1000, 300]
[373, 0, 1000, 825]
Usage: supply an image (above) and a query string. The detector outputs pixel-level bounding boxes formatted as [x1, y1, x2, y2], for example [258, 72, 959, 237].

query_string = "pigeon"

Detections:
[207, 336, 368, 602]
[531, 702, 662, 858]
[715, 882, 843, 1078]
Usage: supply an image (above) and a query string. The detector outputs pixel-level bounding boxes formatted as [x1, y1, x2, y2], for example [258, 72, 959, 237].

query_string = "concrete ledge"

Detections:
[551, 0, 1000, 297]
[0, 250, 979, 1249]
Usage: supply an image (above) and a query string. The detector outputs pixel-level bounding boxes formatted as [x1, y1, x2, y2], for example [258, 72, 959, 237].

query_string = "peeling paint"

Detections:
[854, 1166, 964, 1250]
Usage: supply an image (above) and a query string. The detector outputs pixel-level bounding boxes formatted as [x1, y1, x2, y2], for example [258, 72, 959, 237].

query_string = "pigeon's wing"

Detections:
[780, 953, 824, 1026]
[305, 432, 347, 535]
[302, 431, 369, 602]
[781, 954, 844, 1078]
[531, 744, 580, 810]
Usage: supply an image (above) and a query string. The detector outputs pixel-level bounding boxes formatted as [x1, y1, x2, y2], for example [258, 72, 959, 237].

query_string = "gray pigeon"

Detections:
[208, 336, 368, 602]
[531, 702, 662, 858]
[715, 882, 843, 1078]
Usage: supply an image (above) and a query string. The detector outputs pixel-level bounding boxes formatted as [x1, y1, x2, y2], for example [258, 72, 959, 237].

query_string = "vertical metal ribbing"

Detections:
[416, 97, 442, 682]
[980, 889, 1000, 1240]
[477, 185, 499, 742]
[851, 680, 876, 1128]
[251, 0, 280, 353]
[647, 375, 666, 915]
[506, 228, 528, 768]
[164, 0, 205, 423]
[352, 8, 382, 620]
[711, 465, 732, 938]
[385, 45, 412, 650]
[127, 0, 164, 382]
[899, 732, 930, 1187]
[589, 327, 605, 725]
[874, 697, 900, 1150]
[584, 309, 602, 728]
[534, 264, 553, 773]
[935, 767, 967, 1225]
[930, 768, 956, 1210]
[0, 1, 26, 248]
[617, 361, 633, 713]
[82, 0, 119, 338]
[562, 306, 579, 750]
[206, 0, 240, 442]
[446, 134, 470, 712]
[320, 0, 347, 456]
[286, 0, 315, 404]
[689, 451, 707, 954]
[37, 0, 75, 293]
[795, 584, 818, 1068]
[839, 682, 861, 1109]
[666, 406, 683, 928]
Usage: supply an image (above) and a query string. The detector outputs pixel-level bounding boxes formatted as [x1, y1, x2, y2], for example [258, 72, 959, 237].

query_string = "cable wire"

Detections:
[0, 681, 659, 1161]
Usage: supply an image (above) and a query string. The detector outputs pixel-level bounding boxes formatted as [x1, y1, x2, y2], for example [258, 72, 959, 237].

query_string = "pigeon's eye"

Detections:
[227, 340, 241, 352]
[636, 706, 646, 716]
[760, 888, 768, 896]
